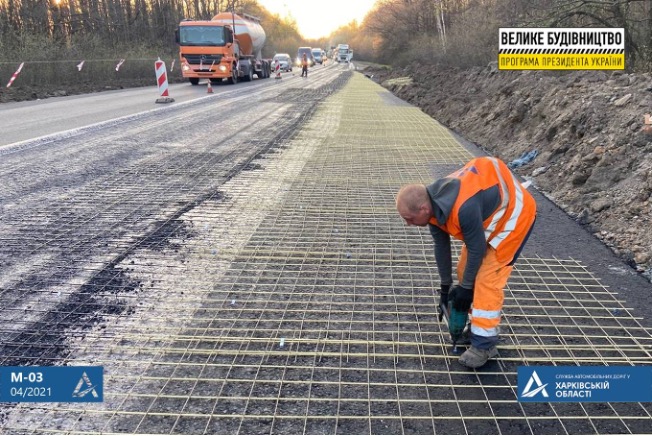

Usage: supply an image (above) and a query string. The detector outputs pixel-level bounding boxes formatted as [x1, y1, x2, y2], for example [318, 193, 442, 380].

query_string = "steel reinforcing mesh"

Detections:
[1, 73, 651, 435]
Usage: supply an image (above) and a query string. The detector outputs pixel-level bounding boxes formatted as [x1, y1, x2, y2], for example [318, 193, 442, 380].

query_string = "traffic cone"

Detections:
[207, 80, 213, 94]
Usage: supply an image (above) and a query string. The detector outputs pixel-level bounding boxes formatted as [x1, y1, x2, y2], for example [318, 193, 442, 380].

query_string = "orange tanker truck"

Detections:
[176, 12, 271, 85]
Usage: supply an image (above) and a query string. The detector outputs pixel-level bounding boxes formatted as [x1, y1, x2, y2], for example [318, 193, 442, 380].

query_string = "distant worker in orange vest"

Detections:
[301, 53, 309, 77]
[396, 156, 537, 368]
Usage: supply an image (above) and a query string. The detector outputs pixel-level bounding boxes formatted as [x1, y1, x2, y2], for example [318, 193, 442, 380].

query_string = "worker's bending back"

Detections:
[396, 156, 536, 368]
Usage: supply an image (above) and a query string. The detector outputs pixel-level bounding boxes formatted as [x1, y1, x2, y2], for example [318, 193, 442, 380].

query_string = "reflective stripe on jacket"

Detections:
[429, 157, 536, 264]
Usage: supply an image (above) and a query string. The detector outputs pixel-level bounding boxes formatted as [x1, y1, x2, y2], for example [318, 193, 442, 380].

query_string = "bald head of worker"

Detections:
[396, 184, 433, 227]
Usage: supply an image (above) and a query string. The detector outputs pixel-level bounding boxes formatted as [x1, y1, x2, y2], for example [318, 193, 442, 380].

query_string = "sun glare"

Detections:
[257, 0, 377, 39]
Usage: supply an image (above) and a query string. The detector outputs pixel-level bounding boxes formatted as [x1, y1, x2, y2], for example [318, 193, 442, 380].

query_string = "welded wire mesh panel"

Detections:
[1, 72, 651, 435]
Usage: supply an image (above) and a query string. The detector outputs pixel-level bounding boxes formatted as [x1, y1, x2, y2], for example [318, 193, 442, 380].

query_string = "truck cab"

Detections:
[177, 20, 238, 85]
[176, 13, 270, 85]
[337, 44, 352, 63]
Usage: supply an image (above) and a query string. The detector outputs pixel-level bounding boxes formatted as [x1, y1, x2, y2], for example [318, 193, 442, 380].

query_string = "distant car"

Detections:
[273, 53, 292, 72]
[296, 47, 315, 67]
[312, 48, 323, 64]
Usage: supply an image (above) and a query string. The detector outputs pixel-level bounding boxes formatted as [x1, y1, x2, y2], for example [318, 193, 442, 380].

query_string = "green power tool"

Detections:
[438, 289, 470, 354]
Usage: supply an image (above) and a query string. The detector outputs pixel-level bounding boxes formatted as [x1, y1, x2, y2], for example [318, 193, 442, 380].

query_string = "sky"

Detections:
[257, 0, 378, 39]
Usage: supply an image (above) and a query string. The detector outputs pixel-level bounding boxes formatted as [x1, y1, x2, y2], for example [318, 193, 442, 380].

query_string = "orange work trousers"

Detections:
[457, 246, 512, 343]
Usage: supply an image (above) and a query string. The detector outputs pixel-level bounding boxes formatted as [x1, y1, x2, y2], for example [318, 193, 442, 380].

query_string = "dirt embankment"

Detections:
[370, 64, 652, 282]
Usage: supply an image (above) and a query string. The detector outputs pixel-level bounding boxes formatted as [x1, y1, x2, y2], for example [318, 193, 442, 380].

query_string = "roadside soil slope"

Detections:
[369, 64, 652, 282]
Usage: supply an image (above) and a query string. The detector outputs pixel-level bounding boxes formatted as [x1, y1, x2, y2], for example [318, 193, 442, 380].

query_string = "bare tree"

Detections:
[360, 0, 652, 68]
[435, 0, 447, 52]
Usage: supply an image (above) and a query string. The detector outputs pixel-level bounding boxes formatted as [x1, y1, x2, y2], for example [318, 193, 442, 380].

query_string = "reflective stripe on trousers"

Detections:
[457, 246, 513, 338]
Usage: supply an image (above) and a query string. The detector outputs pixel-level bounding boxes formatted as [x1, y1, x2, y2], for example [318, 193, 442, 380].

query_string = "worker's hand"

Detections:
[449, 285, 474, 312]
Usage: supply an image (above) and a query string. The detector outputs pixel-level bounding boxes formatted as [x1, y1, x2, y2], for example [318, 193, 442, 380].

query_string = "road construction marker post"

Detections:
[154, 59, 174, 104]
[6, 62, 24, 88]
[207, 80, 213, 94]
[275, 60, 281, 79]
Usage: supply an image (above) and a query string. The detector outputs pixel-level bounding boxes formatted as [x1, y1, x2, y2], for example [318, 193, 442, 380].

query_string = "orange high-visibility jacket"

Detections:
[429, 157, 536, 266]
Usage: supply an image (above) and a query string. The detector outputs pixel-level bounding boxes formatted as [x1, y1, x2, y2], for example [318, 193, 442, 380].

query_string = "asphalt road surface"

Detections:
[0, 63, 650, 434]
[0, 66, 325, 148]
[0, 61, 349, 361]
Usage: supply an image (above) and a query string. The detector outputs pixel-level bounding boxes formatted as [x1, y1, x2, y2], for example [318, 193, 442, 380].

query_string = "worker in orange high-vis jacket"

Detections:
[301, 53, 309, 77]
[396, 156, 536, 368]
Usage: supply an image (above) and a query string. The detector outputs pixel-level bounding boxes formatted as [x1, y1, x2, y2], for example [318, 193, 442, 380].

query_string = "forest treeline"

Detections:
[0, 0, 311, 95]
[2, 0, 652, 96]
[0, 0, 307, 62]
[363, 0, 652, 69]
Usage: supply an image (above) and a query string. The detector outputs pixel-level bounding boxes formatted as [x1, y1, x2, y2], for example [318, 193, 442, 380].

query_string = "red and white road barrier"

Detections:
[154, 59, 174, 104]
[6, 62, 24, 88]
[274, 60, 281, 79]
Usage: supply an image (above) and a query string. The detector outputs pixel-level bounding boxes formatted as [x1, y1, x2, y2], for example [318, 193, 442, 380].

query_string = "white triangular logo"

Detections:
[72, 372, 99, 398]
[522, 370, 549, 398]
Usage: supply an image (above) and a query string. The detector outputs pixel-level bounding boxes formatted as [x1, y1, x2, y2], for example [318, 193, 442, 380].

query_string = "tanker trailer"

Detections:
[176, 12, 271, 85]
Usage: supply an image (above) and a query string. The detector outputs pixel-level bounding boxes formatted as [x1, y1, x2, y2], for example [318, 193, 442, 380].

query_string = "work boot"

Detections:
[459, 345, 498, 368]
